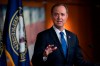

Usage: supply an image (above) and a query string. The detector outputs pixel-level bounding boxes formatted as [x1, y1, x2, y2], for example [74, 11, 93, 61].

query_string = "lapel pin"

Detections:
[68, 36, 71, 38]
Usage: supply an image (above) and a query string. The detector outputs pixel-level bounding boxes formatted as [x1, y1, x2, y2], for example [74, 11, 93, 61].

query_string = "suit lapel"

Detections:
[65, 30, 74, 61]
[49, 27, 74, 59]
[49, 27, 65, 58]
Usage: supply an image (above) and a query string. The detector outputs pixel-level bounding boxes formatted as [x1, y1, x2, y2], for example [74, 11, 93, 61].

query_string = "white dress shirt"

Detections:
[53, 26, 67, 43]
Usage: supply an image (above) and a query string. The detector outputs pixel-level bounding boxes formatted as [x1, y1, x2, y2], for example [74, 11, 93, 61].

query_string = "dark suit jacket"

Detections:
[31, 27, 95, 66]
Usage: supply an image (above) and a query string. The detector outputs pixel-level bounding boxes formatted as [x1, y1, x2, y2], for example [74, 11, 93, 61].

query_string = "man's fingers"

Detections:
[45, 45, 57, 51]
[46, 45, 57, 51]
[44, 44, 57, 57]
[47, 44, 54, 48]
[52, 46, 57, 51]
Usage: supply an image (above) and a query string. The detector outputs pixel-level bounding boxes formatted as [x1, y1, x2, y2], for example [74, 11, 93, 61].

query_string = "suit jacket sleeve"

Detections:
[74, 35, 95, 66]
[31, 32, 47, 66]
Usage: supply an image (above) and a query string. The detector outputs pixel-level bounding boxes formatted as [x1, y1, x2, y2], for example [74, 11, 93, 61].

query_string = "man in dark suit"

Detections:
[31, 3, 97, 66]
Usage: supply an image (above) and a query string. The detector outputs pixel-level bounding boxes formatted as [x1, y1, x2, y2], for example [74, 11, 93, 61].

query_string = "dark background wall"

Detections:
[92, 0, 100, 63]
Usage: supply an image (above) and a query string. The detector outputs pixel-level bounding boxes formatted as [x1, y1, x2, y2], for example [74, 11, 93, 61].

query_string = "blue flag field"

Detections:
[3, 0, 30, 66]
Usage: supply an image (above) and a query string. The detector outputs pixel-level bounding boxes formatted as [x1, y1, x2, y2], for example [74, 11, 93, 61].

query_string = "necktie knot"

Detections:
[60, 32, 64, 37]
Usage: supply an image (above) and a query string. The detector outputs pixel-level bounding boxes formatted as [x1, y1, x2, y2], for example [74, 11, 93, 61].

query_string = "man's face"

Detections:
[52, 5, 68, 28]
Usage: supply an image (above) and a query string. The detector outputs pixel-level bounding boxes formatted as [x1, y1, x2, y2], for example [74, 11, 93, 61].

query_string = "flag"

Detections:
[0, 6, 7, 66]
[3, 0, 30, 66]
[0, 38, 6, 66]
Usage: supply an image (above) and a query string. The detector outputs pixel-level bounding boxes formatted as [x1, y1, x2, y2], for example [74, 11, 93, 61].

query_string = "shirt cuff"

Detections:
[43, 56, 47, 61]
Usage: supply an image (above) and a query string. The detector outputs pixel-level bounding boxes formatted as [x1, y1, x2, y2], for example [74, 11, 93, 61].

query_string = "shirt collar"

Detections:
[53, 26, 66, 36]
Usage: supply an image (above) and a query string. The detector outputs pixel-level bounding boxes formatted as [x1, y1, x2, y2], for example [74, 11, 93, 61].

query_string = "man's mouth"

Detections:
[57, 21, 62, 22]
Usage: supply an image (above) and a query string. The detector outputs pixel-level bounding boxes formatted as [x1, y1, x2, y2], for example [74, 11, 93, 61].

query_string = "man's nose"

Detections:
[57, 15, 61, 19]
